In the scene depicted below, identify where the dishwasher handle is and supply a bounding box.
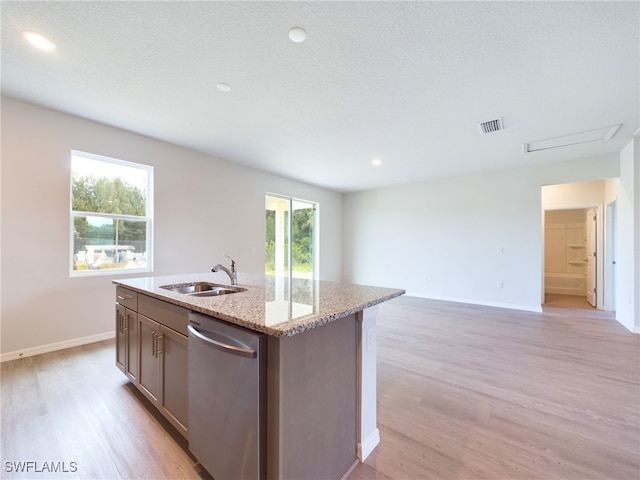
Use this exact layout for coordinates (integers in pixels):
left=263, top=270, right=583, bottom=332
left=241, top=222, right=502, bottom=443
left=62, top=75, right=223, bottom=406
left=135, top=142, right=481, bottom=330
left=188, top=323, right=257, bottom=359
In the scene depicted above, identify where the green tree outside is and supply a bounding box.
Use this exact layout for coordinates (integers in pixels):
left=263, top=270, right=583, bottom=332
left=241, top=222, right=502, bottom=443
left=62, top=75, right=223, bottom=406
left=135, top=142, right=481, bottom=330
left=72, top=175, right=147, bottom=269
left=265, top=207, right=314, bottom=275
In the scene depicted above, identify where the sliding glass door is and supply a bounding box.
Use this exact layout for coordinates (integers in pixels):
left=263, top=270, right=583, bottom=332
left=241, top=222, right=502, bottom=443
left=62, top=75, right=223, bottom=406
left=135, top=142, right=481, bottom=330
left=265, top=195, right=317, bottom=279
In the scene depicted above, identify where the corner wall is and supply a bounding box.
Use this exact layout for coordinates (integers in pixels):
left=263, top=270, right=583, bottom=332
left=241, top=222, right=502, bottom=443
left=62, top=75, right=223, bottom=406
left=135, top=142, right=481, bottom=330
left=343, top=155, right=620, bottom=312
left=612, top=138, right=640, bottom=332
left=0, top=97, right=343, bottom=358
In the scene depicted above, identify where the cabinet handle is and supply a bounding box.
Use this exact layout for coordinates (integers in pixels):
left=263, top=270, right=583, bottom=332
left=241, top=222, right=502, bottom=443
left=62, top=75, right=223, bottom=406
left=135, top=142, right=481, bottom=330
left=156, top=334, right=164, bottom=356
left=152, top=331, right=157, bottom=357
left=117, top=294, right=133, bottom=301
left=152, top=331, right=164, bottom=357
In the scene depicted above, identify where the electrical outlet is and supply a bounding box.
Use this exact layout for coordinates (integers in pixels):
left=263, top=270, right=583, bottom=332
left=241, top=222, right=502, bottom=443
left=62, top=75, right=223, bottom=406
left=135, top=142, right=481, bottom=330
left=366, top=327, right=376, bottom=352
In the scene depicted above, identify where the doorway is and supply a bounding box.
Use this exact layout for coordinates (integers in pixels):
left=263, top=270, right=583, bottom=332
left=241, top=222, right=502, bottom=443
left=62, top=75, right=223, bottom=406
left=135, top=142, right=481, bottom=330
left=543, top=208, right=596, bottom=309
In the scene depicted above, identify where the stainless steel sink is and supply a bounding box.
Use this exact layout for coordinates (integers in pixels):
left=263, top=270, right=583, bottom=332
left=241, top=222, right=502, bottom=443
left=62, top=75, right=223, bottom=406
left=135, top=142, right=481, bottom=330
left=160, top=282, right=246, bottom=297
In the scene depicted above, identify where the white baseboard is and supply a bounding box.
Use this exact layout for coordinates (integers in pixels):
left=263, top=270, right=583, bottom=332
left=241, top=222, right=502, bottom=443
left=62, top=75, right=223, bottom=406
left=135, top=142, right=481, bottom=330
left=1, top=331, right=115, bottom=363
left=407, top=292, right=543, bottom=313
left=616, top=317, right=640, bottom=334
left=406, top=291, right=638, bottom=334
left=357, top=427, right=380, bottom=462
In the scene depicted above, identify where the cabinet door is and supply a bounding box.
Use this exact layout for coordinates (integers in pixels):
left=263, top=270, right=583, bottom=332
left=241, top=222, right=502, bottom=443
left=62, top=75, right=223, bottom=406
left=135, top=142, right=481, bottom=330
left=138, top=314, right=161, bottom=405
left=161, top=327, right=188, bottom=436
left=115, top=304, right=126, bottom=374
left=125, top=309, right=139, bottom=383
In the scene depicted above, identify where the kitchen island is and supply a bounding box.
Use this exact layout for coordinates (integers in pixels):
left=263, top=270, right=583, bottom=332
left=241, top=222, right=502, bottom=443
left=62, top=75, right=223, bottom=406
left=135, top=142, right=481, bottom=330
left=113, top=272, right=404, bottom=480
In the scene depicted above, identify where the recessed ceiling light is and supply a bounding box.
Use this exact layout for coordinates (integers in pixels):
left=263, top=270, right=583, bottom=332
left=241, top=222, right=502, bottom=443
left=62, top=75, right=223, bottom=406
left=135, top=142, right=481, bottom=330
left=22, top=29, right=56, bottom=51
left=288, top=27, right=306, bottom=43
left=372, top=159, right=382, bottom=166
left=394, top=176, right=414, bottom=183
left=216, top=83, right=231, bottom=93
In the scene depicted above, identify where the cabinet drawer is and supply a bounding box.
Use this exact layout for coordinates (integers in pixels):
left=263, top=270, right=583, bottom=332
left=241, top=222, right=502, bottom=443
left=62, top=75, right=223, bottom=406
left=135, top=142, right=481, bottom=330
left=138, top=294, right=189, bottom=336
left=116, top=286, right=138, bottom=311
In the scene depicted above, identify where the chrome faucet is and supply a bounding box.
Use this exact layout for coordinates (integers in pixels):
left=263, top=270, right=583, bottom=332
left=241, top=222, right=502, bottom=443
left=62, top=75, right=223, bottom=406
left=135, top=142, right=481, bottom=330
left=212, top=254, right=237, bottom=285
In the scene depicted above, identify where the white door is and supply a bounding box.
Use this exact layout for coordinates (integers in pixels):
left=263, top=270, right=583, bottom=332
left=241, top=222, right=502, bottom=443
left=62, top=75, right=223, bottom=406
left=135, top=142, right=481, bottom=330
left=586, top=208, right=597, bottom=307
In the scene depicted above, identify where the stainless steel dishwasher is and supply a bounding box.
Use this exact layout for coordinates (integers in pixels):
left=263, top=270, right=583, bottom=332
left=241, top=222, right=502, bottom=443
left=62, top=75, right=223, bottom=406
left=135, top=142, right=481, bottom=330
left=188, top=312, right=266, bottom=480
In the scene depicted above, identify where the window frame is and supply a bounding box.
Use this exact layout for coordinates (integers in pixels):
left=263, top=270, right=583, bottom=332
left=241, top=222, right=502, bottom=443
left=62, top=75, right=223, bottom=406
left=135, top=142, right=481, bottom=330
left=69, top=150, right=154, bottom=277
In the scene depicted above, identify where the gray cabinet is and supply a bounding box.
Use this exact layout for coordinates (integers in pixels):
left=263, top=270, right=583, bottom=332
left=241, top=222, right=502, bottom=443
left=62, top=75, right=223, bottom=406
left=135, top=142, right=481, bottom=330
left=116, top=288, right=138, bottom=383
left=138, top=314, right=162, bottom=403
left=162, top=326, right=188, bottom=434
left=116, top=288, right=188, bottom=438
left=116, top=304, right=126, bottom=373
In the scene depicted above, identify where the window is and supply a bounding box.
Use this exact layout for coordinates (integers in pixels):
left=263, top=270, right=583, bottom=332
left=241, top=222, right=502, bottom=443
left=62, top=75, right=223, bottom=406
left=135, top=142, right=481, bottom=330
left=70, top=150, right=153, bottom=276
left=265, top=194, right=317, bottom=279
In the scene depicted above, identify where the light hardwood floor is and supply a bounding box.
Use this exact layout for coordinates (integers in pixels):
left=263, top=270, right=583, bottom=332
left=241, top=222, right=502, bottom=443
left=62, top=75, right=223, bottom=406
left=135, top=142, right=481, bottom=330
left=543, top=293, right=595, bottom=310
left=349, top=296, right=639, bottom=480
left=1, top=296, right=638, bottom=480
left=1, top=341, right=209, bottom=480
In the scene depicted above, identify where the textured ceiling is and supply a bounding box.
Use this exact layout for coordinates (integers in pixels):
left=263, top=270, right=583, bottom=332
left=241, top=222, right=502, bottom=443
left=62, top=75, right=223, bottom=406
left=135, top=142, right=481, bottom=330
left=2, top=1, right=639, bottom=193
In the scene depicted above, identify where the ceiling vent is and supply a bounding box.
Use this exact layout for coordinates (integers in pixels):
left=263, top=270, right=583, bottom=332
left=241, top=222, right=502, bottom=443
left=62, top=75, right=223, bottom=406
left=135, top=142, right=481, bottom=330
left=478, top=117, right=504, bottom=134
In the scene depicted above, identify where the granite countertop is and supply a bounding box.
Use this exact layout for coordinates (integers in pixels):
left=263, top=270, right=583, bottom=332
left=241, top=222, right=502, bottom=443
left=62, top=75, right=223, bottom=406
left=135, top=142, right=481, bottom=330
left=113, top=272, right=405, bottom=337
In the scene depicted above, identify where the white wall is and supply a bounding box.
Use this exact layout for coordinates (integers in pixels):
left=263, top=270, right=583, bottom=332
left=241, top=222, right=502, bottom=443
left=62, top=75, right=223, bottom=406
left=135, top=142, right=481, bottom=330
left=1, top=97, right=343, bottom=357
left=542, top=180, right=605, bottom=208
left=343, top=155, right=621, bottom=312
left=610, top=138, right=640, bottom=333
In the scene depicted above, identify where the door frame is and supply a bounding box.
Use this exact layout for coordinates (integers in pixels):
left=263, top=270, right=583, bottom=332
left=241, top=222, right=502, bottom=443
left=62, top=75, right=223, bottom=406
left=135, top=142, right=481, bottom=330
left=604, top=200, right=617, bottom=312
left=586, top=207, right=597, bottom=307
left=542, top=203, right=605, bottom=309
